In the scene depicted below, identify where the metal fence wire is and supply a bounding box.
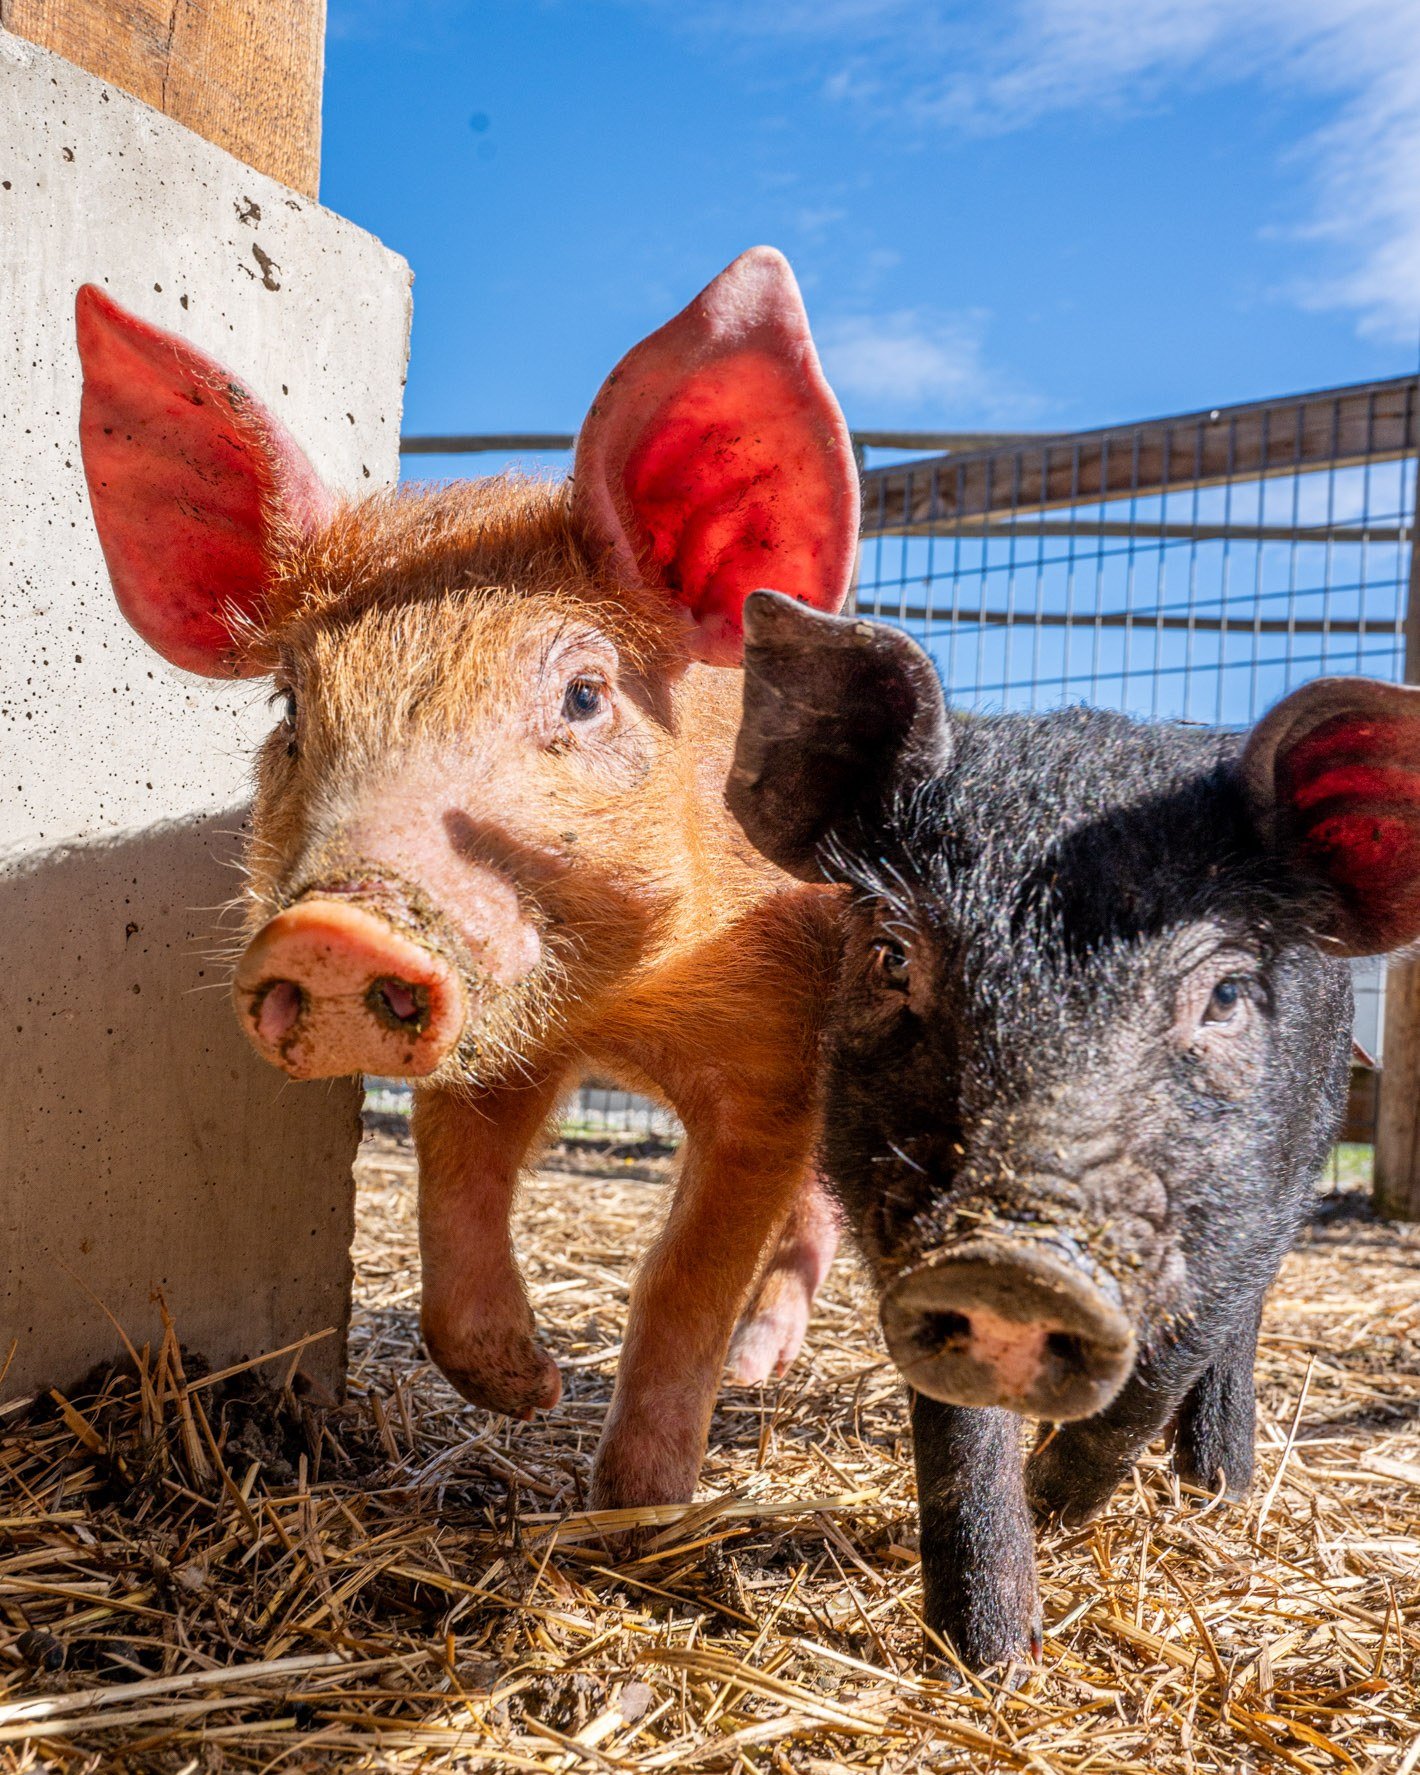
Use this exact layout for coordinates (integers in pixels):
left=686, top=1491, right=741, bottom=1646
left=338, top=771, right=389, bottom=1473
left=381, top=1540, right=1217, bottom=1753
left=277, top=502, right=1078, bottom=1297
left=856, top=375, right=1420, bottom=1132
left=366, top=1078, right=680, bottom=1142
left=376, top=377, right=1420, bottom=1160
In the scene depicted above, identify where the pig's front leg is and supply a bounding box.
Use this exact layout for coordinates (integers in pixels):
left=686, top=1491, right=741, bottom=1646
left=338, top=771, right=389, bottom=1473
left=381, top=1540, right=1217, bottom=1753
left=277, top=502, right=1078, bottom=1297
left=590, top=1116, right=809, bottom=1511
left=1173, top=1300, right=1263, bottom=1498
left=414, top=1073, right=568, bottom=1419
left=726, top=1169, right=840, bottom=1384
left=1025, top=1365, right=1187, bottom=1526
left=912, top=1394, right=1041, bottom=1673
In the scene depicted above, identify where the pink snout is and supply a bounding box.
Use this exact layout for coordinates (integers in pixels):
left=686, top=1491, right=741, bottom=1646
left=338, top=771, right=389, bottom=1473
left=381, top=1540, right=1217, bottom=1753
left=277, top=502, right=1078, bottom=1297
left=233, top=899, right=466, bottom=1080
left=880, top=1236, right=1135, bottom=1421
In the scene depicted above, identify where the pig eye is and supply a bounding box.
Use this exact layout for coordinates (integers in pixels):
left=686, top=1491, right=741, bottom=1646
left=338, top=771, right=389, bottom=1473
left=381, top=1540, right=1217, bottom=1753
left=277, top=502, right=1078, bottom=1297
left=269, top=687, right=298, bottom=754
left=562, top=677, right=605, bottom=723
left=1203, top=977, right=1246, bottom=1023
left=871, top=938, right=910, bottom=990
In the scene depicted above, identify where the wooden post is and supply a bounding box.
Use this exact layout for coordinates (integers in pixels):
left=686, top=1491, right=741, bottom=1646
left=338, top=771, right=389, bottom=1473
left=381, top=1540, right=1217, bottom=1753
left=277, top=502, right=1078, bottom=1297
left=0, top=0, right=324, bottom=196
left=1374, top=472, right=1420, bottom=1221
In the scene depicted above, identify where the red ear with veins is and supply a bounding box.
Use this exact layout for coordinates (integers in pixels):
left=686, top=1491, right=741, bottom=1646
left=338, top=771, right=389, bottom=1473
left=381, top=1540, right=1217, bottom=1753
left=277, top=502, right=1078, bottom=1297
left=76, top=284, right=333, bottom=678
left=571, top=247, right=860, bottom=667
left=1243, top=676, right=1420, bottom=954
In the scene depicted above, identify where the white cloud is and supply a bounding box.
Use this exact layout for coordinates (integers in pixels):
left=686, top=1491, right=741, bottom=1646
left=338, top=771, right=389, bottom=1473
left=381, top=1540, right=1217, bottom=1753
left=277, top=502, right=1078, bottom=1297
left=938, top=0, right=1420, bottom=343
left=793, top=204, right=850, bottom=238
left=817, top=308, right=1034, bottom=420
left=668, top=0, right=1420, bottom=345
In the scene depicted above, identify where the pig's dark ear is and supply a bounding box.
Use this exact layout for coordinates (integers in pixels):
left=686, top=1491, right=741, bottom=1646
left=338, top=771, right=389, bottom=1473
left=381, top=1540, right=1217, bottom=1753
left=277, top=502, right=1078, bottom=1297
left=1242, top=676, right=1420, bottom=954
left=76, top=285, right=334, bottom=678
left=726, top=591, right=950, bottom=881
left=571, top=247, right=859, bottom=667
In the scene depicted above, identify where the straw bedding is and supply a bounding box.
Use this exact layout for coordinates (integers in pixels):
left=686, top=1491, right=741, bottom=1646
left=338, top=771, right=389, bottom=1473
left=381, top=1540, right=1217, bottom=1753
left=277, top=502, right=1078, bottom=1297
left=1, top=1122, right=1417, bottom=1771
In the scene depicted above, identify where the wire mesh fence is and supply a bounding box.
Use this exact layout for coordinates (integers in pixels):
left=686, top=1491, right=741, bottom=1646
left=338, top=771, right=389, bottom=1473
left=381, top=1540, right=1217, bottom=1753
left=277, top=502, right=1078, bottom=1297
left=364, top=1078, right=680, bottom=1141
left=373, top=376, right=1420, bottom=1167
left=857, top=374, right=1420, bottom=1145
left=856, top=378, right=1418, bottom=723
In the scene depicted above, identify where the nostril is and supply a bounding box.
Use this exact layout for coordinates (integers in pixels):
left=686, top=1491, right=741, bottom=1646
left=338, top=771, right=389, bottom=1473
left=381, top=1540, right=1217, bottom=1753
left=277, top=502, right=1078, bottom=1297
left=254, top=979, right=304, bottom=1045
left=1044, top=1329, right=1088, bottom=1373
left=380, top=979, right=418, bottom=1021
left=366, top=975, right=429, bottom=1031
left=917, top=1309, right=972, bottom=1354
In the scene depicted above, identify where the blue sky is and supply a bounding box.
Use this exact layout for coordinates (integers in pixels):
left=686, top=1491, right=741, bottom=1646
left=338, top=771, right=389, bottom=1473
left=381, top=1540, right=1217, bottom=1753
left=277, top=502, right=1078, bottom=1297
left=321, top=0, right=1420, bottom=465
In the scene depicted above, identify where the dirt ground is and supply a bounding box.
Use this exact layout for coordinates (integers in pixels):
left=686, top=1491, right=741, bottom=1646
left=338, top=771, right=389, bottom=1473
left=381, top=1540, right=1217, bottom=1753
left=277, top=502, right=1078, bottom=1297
left=1, top=1123, right=1418, bottom=1771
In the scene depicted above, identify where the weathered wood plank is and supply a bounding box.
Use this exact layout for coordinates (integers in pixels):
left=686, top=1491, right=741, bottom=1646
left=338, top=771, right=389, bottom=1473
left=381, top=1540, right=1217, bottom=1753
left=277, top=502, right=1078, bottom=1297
left=1341, top=1065, right=1379, bottom=1148
left=860, top=378, right=1420, bottom=536
left=1, top=0, right=324, bottom=196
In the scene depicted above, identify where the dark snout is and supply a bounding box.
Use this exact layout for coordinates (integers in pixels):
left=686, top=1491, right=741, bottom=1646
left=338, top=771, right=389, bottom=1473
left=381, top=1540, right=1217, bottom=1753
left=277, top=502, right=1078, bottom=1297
left=880, top=1235, right=1135, bottom=1420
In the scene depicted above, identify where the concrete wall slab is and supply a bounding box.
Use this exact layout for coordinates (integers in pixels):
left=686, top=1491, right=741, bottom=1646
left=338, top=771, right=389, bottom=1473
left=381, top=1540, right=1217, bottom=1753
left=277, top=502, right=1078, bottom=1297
left=0, top=31, right=412, bottom=1399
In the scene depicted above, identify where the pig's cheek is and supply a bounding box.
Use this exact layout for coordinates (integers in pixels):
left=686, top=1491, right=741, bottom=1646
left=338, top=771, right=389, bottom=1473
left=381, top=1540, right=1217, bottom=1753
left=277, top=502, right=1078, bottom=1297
left=1188, top=1026, right=1269, bottom=1100
left=484, top=914, right=542, bottom=985
left=247, top=752, right=309, bottom=912
left=1143, top=1247, right=1189, bottom=1321
left=860, top=1197, right=924, bottom=1285
left=553, top=712, right=655, bottom=792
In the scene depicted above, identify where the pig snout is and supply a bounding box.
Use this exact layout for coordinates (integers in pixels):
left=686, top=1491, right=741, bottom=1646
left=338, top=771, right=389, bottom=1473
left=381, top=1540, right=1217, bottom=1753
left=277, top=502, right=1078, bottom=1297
left=233, top=898, right=467, bottom=1080
left=880, top=1235, right=1135, bottom=1421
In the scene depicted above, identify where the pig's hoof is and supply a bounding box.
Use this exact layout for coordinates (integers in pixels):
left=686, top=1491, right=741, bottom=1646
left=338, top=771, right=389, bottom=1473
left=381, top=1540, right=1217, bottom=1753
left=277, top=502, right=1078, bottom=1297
left=1029, top=1493, right=1104, bottom=1530
left=584, top=1514, right=656, bottom=1561
left=982, top=1653, right=1040, bottom=1693
left=1028, top=1490, right=1098, bottom=1530
left=1025, top=1448, right=1118, bottom=1528
left=927, top=1653, right=1036, bottom=1693
left=1172, top=1438, right=1255, bottom=1501
left=1174, top=1460, right=1252, bottom=1505
left=427, top=1330, right=562, bottom=1419
left=726, top=1285, right=810, bottom=1384
left=588, top=1438, right=699, bottom=1537
left=925, top=1609, right=1043, bottom=1686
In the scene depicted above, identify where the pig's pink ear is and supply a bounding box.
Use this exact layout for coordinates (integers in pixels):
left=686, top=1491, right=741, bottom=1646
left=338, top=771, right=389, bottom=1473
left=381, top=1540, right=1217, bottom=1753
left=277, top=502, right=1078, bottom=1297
left=1243, top=677, right=1420, bottom=954
left=571, top=247, right=860, bottom=667
left=76, top=284, right=334, bottom=678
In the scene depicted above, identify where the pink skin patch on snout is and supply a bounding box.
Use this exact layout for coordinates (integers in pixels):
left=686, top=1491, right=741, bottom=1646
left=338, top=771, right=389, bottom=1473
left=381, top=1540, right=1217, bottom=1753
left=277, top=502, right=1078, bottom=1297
left=933, top=1303, right=1065, bottom=1402
left=234, top=899, right=466, bottom=1081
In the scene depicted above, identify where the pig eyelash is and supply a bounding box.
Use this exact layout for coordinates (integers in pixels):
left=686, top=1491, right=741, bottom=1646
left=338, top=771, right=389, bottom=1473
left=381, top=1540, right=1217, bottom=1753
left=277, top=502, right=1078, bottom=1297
left=837, top=848, right=919, bottom=919
left=267, top=686, right=298, bottom=752
left=870, top=936, right=911, bottom=990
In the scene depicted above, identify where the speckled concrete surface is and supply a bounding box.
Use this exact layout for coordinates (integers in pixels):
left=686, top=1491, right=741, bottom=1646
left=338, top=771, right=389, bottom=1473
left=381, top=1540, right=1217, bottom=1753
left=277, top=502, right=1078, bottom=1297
left=0, top=30, right=412, bottom=1398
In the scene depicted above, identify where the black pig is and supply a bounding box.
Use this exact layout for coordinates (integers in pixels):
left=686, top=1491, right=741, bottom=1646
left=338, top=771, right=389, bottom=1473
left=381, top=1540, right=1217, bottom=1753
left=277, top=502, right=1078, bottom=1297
left=726, top=589, right=1420, bottom=1672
